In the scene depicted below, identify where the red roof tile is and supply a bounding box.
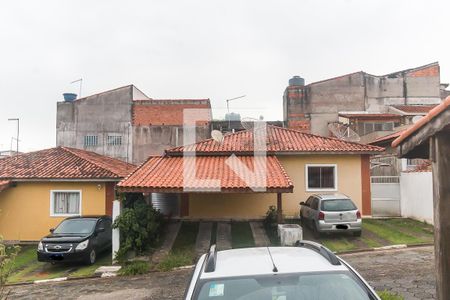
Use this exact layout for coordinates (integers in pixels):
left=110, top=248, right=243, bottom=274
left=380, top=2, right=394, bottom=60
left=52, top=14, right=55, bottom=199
left=167, top=125, right=384, bottom=155
left=117, top=155, right=293, bottom=193
left=0, top=180, right=11, bottom=192
left=132, top=99, right=211, bottom=126
left=0, top=147, right=135, bottom=180
left=392, top=97, right=450, bottom=147
left=392, top=105, right=437, bottom=114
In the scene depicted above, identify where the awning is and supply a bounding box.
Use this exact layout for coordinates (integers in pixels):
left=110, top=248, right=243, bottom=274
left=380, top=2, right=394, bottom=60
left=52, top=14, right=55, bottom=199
left=0, top=180, right=11, bottom=193
left=118, top=155, right=293, bottom=193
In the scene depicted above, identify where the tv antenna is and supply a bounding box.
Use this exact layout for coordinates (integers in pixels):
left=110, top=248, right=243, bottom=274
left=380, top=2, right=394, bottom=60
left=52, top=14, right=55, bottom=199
left=71, top=78, right=83, bottom=98
left=225, top=95, right=246, bottom=130
left=327, top=122, right=361, bottom=142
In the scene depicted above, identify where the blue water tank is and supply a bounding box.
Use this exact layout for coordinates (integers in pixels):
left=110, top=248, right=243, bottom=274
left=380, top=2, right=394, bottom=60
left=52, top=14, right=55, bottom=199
left=289, top=76, right=305, bottom=86
left=63, top=93, right=77, bottom=102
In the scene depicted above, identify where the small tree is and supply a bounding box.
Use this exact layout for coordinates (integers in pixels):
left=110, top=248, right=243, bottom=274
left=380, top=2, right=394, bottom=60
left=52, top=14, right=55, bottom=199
left=0, top=236, right=19, bottom=299
left=113, top=194, right=163, bottom=262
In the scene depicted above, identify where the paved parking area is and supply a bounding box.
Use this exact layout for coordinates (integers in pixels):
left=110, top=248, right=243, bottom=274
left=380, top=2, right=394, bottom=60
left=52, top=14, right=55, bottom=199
left=6, top=246, right=435, bottom=300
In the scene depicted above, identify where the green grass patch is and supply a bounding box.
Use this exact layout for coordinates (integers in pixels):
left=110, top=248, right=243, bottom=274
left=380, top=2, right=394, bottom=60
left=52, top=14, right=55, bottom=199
left=361, top=236, right=382, bottom=248
left=7, top=246, right=112, bottom=283
left=118, top=261, right=149, bottom=276
left=68, top=253, right=112, bottom=278
left=321, top=238, right=356, bottom=252
left=172, top=222, right=199, bottom=252
left=363, top=220, right=424, bottom=245
left=382, top=218, right=434, bottom=237
left=378, top=290, right=404, bottom=300
left=157, top=252, right=193, bottom=272
left=231, top=222, right=255, bottom=249
left=156, top=221, right=199, bottom=271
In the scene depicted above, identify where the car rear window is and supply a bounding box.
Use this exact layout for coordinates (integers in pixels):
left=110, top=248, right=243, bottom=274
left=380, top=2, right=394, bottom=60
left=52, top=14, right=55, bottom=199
left=194, top=272, right=374, bottom=300
left=321, top=199, right=356, bottom=211
left=54, top=219, right=97, bottom=234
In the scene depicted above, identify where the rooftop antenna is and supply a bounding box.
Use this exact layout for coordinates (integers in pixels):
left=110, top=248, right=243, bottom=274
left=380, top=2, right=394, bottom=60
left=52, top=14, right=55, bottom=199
left=211, top=130, right=224, bottom=144
left=226, top=95, right=246, bottom=130
left=71, top=78, right=83, bottom=99
left=327, top=122, right=361, bottom=143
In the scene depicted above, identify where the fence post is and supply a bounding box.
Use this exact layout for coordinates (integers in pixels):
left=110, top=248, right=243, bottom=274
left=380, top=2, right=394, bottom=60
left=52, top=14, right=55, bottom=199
left=112, top=200, right=121, bottom=263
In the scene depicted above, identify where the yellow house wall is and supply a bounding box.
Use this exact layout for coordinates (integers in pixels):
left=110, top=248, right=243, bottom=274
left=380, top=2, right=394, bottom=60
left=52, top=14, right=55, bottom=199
left=188, top=155, right=362, bottom=219
left=0, top=182, right=106, bottom=241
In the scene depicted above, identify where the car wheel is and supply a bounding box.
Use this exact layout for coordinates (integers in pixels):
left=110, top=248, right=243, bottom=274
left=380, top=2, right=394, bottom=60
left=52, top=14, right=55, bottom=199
left=87, top=249, right=96, bottom=265
left=353, top=231, right=362, bottom=237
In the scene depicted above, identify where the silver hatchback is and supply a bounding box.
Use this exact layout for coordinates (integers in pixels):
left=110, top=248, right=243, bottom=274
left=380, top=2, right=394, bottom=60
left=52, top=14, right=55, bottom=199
left=300, top=194, right=362, bottom=237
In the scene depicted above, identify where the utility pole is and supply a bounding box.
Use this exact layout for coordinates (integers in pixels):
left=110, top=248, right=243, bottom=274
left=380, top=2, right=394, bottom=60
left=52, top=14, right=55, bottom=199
left=8, top=118, right=19, bottom=154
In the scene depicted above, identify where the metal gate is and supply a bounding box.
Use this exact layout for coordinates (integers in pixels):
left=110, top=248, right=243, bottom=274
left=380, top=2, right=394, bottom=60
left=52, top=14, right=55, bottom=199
left=370, top=176, right=401, bottom=217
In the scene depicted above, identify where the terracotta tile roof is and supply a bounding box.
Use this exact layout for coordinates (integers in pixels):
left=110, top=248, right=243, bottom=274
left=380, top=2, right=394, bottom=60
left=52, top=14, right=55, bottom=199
left=338, top=113, right=401, bottom=120
left=167, top=125, right=384, bottom=155
left=392, top=105, right=437, bottom=114
left=117, top=155, right=293, bottom=193
left=392, top=97, right=450, bottom=147
left=132, top=99, right=211, bottom=126
left=0, top=147, right=135, bottom=180
left=0, top=180, right=11, bottom=192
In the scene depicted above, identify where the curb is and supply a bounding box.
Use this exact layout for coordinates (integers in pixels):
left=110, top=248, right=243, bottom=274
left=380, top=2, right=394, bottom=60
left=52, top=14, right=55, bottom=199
left=337, top=243, right=433, bottom=255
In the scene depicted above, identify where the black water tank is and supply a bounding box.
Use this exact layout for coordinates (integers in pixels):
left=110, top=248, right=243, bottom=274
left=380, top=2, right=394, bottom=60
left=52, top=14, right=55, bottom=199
left=289, top=76, right=305, bottom=86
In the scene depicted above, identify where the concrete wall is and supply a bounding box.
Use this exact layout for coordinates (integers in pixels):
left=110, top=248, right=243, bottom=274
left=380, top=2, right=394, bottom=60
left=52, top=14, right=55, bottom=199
left=400, top=171, right=434, bottom=224
left=0, top=182, right=107, bottom=241
left=132, top=125, right=211, bottom=164
left=56, top=85, right=134, bottom=162
left=284, top=63, right=442, bottom=136
left=188, top=155, right=363, bottom=219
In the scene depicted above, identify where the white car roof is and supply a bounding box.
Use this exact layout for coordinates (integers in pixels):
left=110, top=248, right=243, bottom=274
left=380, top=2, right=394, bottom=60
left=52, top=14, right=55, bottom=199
left=313, top=193, right=350, bottom=200
left=199, top=247, right=348, bottom=280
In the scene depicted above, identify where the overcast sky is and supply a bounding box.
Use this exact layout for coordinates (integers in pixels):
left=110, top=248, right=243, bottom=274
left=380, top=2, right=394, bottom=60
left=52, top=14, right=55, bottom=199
left=0, top=0, right=449, bottom=152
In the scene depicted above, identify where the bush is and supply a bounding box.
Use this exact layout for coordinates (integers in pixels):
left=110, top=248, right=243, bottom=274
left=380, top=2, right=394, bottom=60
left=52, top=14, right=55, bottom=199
left=263, top=205, right=278, bottom=229
left=118, top=261, right=150, bottom=276
left=378, top=290, right=404, bottom=300
left=0, top=236, right=20, bottom=298
left=157, top=252, right=193, bottom=272
left=113, top=195, right=163, bottom=262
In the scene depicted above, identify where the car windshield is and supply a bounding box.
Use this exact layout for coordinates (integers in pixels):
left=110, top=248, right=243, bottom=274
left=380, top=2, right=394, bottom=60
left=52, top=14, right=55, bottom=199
left=53, top=219, right=97, bottom=234
left=321, top=199, right=356, bottom=211
left=194, top=272, right=374, bottom=300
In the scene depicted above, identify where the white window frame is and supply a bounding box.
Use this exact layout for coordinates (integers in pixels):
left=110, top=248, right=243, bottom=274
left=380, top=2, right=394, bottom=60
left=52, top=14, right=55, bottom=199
left=50, top=190, right=82, bottom=217
left=107, top=135, right=122, bottom=146
left=305, top=164, right=338, bottom=192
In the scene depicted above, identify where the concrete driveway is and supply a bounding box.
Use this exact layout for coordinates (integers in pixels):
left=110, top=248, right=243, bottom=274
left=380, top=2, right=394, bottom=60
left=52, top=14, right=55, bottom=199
left=7, top=246, right=435, bottom=300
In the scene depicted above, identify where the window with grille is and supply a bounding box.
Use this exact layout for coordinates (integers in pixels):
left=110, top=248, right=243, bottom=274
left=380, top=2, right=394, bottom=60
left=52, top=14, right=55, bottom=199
left=50, top=191, right=81, bottom=216
left=84, top=135, right=98, bottom=147
left=306, top=164, right=337, bottom=191
left=107, top=135, right=122, bottom=146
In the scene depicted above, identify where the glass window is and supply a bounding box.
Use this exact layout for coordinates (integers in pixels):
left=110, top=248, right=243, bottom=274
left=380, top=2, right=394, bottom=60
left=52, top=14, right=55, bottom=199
left=321, top=199, right=357, bottom=211
left=195, top=272, right=373, bottom=300
left=51, top=191, right=81, bottom=216
left=84, top=135, right=98, bottom=147
left=307, top=165, right=336, bottom=190
left=107, top=135, right=122, bottom=146
left=311, top=198, right=319, bottom=210
left=53, top=219, right=97, bottom=234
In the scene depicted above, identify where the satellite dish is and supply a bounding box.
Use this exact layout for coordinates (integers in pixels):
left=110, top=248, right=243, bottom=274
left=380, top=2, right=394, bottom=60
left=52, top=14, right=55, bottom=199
left=412, top=116, right=423, bottom=124
left=327, top=123, right=361, bottom=142
left=211, top=130, right=224, bottom=144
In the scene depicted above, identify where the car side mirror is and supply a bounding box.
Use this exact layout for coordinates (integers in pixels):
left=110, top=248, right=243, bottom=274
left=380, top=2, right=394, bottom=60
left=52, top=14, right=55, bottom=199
left=96, top=227, right=105, bottom=233
left=300, top=202, right=305, bottom=206
left=49, top=228, right=55, bottom=233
